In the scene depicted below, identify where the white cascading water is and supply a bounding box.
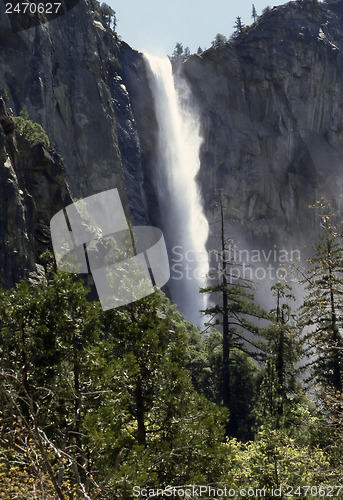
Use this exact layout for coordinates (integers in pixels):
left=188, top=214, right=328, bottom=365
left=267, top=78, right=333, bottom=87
left=144, top=54, right=209, bottom=326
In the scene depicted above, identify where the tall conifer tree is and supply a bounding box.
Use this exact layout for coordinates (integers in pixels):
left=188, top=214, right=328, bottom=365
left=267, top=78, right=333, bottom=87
left=300, top=208, right=343, bottom=393
left=200, top=193, right=267, bottom=433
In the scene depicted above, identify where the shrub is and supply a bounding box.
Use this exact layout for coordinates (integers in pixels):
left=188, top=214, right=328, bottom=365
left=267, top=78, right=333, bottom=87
left=13, top=107, right=50, bottom=148
left=107, top=56, right=121, bottom=75
left=0, top=88, right=9, bottom=102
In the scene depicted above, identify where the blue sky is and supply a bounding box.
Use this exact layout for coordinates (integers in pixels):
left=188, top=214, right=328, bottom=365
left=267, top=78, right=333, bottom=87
left=108, top=0, right=294, bottom=57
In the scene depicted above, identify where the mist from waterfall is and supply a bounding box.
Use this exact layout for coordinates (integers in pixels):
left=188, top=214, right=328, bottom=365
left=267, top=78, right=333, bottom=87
left=144, top=54, right=209, bottom=326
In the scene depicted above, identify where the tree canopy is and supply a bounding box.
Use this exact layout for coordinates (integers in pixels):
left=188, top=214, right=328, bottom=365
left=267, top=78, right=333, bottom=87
left=1, top=199, right=343, bottom=494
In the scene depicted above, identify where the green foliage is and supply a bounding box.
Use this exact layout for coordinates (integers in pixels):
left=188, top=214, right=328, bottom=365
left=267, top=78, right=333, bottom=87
left=299, top=210, right=343, bottom=393
left=225, top=428, right=333, bottom=497
left=229, top=350, right=259, bottom=439
left=170, top=42, right=191, bottom=63
left=252, top=4, right=258, bottom=22
left=211, top=33, right=228, bottom=47
left=99, top=291, right=226, bottom=488
left=0, top=274, right=226, bottom=497
left=200, top=275, right=267, bottom=437
left=254, top=283, right=303, bottom=431
left=200, top=194, right=269, bottom=439
left=0, top=88, right=9, bottom=102
left=186, top=327, right=258, bottom=440
left=100, top=2, right=117, bottom=29
left=107, top=56, right=121, bottom=75
left=254, top=359, right=282, bottom=428
left=0, top=420, right=77, bottom=497
left=233, top=16, right=245, bottom=36
left=90, top=0, right=119, bottom=32
left=201, top=283, right=267, bottom=351
left=19, top=106, right=29, bottom=119
left=2, top=196, right=343, bottom=491
left=13, top=107, right=50, bottom=148
left=186, top=328, right=223, bottom=403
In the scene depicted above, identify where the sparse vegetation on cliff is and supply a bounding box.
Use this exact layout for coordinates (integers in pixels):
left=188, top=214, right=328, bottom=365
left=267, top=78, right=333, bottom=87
left=13, top=107, right=50, bottom=148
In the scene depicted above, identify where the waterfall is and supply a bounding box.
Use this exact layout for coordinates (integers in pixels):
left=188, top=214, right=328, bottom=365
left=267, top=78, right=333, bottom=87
left=144, top=54, right=209, bottom=326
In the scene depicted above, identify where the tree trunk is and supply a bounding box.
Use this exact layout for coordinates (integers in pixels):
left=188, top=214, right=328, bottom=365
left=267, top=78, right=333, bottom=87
left=328, top=259, right=342, bottom=392
left=73, top=329, right=83, bottom=477
left=220, top=197, right=230, bottom=411
left=135, top=376, right=146, bottom=445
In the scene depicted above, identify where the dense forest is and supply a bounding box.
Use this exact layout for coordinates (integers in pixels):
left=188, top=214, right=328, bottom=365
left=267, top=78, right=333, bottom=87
left=0, top=199, right=343, bottom=499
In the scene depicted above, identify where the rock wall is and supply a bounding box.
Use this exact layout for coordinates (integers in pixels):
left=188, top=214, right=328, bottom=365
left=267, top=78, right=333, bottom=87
left=117, top=44, right=160, bottom=227
left=0, top=0, right=151, bottom=286
left=0, top=98, right=71, bottom=287
left=2, top=0, right=343, bottom=287
left=0, top=0, right=126, bottom=202
left=180, top=0, right=343, bottom=250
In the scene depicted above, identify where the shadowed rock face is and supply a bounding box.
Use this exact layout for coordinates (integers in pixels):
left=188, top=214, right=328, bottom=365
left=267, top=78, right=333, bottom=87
left=0, top=0, right=125, bottom=201
left=1, top=0, right=343, bottom=288
left=179, top=0, right=343, bottom=250
left=0, top=0, right=147, bottom=287
left=0, top=98, right=71, bottom=287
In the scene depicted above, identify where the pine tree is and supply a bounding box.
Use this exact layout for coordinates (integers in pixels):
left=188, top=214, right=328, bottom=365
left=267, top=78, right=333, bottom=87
left=233, top=16, right=245, bottom=36
left=0, top=275, right=227, bottom=495
left=170, top=43, right=190, bottom=62
left=170, top=42, right=184, bottom=62
left=83, top=288, right=227, bottom=489
left=184, top=46, right=191, bottom=58
left=252, top=4, right=257, bottom=22
left=200, top=193, right=267, bottom=433
left=211, top=33, right=228, bottom=48
left=299, top=213, right=343, bottom=394
left=297, top=202, right=343, bottom=473
left=0, top=273, right=104, bottom=496
left=254, top=358, right=282, bottom=429
left=266, top=284, right=301, bottom=412
left=100, top=2, right=116, bottom=29
left=255, top=283, right=302, bottom=430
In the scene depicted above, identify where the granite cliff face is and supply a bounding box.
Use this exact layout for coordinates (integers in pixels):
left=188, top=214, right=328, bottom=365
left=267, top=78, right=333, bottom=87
left=116, top=0, right=343, bottom=255
left=0, top=0, right=125, bottom=200
left=180, top=0, right=343, bottom=250
left=0, top=0, right=146, bottom=284
left=1, top=0, right=343, bottom=287
left=0, top=98, right=71, bottom=287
